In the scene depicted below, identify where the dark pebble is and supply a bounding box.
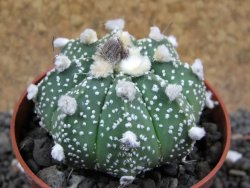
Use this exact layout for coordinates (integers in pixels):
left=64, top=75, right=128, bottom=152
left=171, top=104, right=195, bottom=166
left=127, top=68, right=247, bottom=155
left=203, top=122, right=218, bottom=133
left=178, top=173, right=191, bottom=186
left=0, top=132, right=11, bottom=154
left=37, top=165, right=66, bottom=188
left=27, top=127, right=48, bottom=139
left=33, top=137, right=53, bottom=167
left=237, top=158, right=250, bottom=171
left=196, top=161, right=211, bottom=179
left=178, top=164, right=185, bottom=174
left=0, top=112, right=11, bottom=128
left=104, top=181, right=119, bottom=188
left=188, top=146, right=200, bottom=160
left=26, top=158, right=41, bottom=173
left=124, top=184, right=138, bottom=188
left=145, top=170, right=161, bottom=182
left=206, top=142, right=222, bottom=165
left=240, top=181, right=250, bottom=188
left=19, top=137, right=34, bottom=159
left=97, top=182, right=108, bottom=188
left=78, top=178, right=97, bottom=188
left=229, top=169, right=247, bottom=177
left=205, top=131, right=222, bottom=143
left=169, top=178, right=178, bottom=188
left=140, top=178, right=156, bottom=188
left=212, top=177, right=223, bottom=188
left=160, top=178, right=170, bottom=188
left=161, top=163, right=178, bottom=177
left=183, top=162, right=195, bottom=175
left=98, top=176, right=110, bottom=184
left=68, top=174, right=85, bottom=188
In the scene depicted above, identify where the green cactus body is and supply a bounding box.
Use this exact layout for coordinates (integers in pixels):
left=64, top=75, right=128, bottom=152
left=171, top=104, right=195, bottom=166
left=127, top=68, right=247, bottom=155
left=28, top=22, right=206, bottom=185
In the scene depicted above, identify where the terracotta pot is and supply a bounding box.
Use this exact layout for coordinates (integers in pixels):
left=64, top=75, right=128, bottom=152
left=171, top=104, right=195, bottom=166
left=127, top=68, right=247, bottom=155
left=11, top=71, right=231, bottom=188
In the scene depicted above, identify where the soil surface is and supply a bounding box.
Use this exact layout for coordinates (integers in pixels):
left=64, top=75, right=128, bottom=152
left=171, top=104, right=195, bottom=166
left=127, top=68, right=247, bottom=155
left=0, top=0, right=250, bottom=112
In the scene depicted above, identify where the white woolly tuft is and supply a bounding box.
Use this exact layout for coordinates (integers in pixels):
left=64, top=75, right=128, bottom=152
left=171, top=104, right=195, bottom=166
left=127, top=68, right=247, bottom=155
left=167, top=35, right=178, bottom=48
left=184, top=63, right=190, bottom=69
left=51, top=143, right=65, bottom=161
left=80, top=28, right=98, bottom=44
left=89, top=56, right=113, bottom=78
left=188, top=127, right=206, bottom=140
left=149, top=26, right=164, bottom=41
left=54, top=54, right=71, bottom=72
left=119, top=48, right=151, bottom=77
left=120, top=131, right=140, bottom=148
left=27, top=84, right=38, bottom=100
left=165, top=84, right=182, bottom=101
left=58, top=95, right=77, bottom=115
left=226, top=150, right=243, bottom=163
left=118, top=31, right=132, bottom=47
left=105, top=18, right=125, bottom=31
left=154, top=45, right=173, bottom=62
left=53, top=37, right=69, bottom=48
left=116, top=80, right=136, bottom=102
left=205, top=90, right=217, bottom=109
left=191, top=58, right=204, bottom=80
left=120, top=176, right=135, bottom=186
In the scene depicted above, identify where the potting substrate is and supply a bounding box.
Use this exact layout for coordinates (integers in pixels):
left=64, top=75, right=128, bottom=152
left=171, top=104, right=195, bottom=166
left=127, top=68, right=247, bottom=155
left=1, top=109, right=250, bottom=188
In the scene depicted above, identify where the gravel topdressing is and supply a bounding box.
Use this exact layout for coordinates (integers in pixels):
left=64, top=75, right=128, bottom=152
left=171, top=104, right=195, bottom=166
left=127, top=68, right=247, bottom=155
left=0, top=109, right=249, bottom=188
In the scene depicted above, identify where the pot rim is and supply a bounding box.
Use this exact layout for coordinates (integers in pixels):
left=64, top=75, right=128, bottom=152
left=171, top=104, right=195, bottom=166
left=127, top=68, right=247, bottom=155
left=191, top=81, right=231, bottom=188
left=10, top=70, right=231, bottom=188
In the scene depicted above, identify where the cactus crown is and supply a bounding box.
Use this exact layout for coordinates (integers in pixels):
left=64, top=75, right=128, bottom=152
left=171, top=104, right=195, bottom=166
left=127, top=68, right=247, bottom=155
left=28, top=19, right=206, bottom=186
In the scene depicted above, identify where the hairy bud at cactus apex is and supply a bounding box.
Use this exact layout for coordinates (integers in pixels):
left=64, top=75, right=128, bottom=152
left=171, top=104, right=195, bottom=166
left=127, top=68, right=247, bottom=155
left=96, top=37, right=129, bottom=64
left=28, top=19, right=207, bottom=186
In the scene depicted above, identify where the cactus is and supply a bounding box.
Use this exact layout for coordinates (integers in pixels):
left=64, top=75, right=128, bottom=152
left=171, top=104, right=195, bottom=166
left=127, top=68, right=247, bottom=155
left=27, top=19, right=206, bottom=186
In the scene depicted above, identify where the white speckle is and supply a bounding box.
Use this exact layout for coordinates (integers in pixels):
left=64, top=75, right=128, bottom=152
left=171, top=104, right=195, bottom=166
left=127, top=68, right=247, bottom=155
left=120, top=168, right=128, bottom=173
left=165, top=84, right=182, bottom=101
left=188, top=126, right=206, bottom=140
left=58, top=95, right=77, bottom=115
left=191, top=59, right=204, bottom=80
left=167, top=35, right=178, bottom=48
left=51, top=143, right=65, bottom=161
left=27, top=84, right=38, bottom=100
left=205, top=90, right=217, bottom=109
left=152, top=84, right=159, bottom=92
left=184, top=63, right=190, bottom=69
left=120, top=131, right=140, bottom=148
left=188, top=80, right=194, bottom=86
left=119, top=47, right=151, bottom=77
left=80, top=28, right=98, bottom=44
left=105, top=18, right=125, bottom=30
left=89, top=56, right=113, bottom=78
left=125, top=122, right=132, bottom=128
left=226, top=150, right=243, bottom=163
left=154, top=45, right=173, bottom=62
left=54, top=54, right=71, bottom=72
left=116, top=80, right=136, bottom=102
left=165, top=114, right=170, bottom=119
left=120, top=176, right=135, bottom=186
left=53, top=37, right=69, bottom=48
left=149, top=26, right=164, bottom=41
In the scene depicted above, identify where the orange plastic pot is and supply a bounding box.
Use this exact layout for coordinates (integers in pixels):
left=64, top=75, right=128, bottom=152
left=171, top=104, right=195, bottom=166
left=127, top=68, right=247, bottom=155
left=11, top=71, right=231, bottom=188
